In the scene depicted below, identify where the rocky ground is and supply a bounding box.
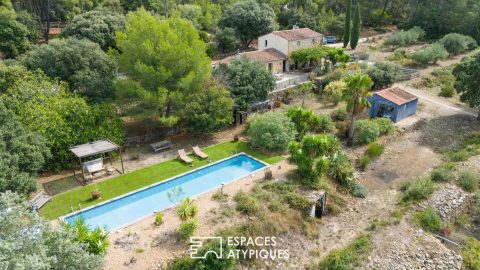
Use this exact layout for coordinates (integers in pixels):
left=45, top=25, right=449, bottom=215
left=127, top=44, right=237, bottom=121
left=421, top=184, right=472, bottom=223
left=361, top=221, right=462, bottom=270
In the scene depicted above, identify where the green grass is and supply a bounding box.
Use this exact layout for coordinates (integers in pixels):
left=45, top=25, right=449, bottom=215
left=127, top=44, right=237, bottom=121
left=40, top=141, right=283, bottom=220
left=318, top=234, right=371, bottom=270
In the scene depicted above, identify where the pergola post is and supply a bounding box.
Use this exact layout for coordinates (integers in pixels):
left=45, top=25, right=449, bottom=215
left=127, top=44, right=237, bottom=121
left=119, top=148, right=125, bottom=174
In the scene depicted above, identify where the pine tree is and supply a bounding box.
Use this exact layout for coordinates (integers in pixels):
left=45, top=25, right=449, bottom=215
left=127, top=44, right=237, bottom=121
left=350, top=2, right=361, bottom=49
left=343, top=0, right=352, bottom=48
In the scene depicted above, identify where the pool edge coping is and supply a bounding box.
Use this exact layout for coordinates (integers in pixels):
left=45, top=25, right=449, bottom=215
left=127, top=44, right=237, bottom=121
left=59, top=152, right=270, bottom=229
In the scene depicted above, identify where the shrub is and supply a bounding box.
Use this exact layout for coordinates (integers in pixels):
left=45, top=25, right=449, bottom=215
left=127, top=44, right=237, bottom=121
left=371, top=118, right=395, bottom=135
left=439, top=85, right=455, bottom=97
left=438, top=33, right=478, bottom=55
left=390, top=47, right=410, bottom=60
left=155, top=213, right=164, bottom=226
left=352, top=183, right=368, bottom=198
left=366, top=62, right=400, bottom=90
left=463, top=237, right=480, bottom=270
left=64, top=218, right=109, bottom=255
left=458, top=170, right=479, bottom=192
left=355, top=120, right=380, bottom=145
left=286, top=108, right=333, bottom=138
left=358, top=155, right=370, bottom=171
left=430, top=163, right=455, bottom=183
left=247, top=111, right=296, bottom=152
left=234, top=191, right=260, bottom=215
left=177, top=198, right=198, bottom=222
left=384, top=27, right=425, bottom=47
left=167, top=238, right=236, bottom=270
left=401, top=178, right=435, bottom=202
left=179, top=219, right=198, bottom=239
left=205, top=43, right=216, bottom=58
left=328, top=150, right=356, bottom=190
left=284, top=192, right=311, bottom=213
left=414, top=207, right=442, bottom=232
left=318, top=235, right=371, bottom=270
left=412, top=43, right=449, bottom=66
left=365, top=142, right=384, bottom=159
left=323, top=81, right=346, bottom=105
left=330, top=107, right=348, bottom=121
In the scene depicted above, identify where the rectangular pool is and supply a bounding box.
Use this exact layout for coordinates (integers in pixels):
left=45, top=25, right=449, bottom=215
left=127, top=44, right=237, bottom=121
left=64, top=153, right=267, bottom=230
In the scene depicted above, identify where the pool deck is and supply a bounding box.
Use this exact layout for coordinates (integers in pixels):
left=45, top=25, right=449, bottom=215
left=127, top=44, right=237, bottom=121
left=61, top=153, right=269, bottom=231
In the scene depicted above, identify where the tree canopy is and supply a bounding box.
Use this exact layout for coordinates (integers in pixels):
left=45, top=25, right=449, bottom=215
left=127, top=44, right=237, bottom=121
left=2, top=70, right=125, bottom=170
left=214, top=57, right=275, bottom=111
left=21, top=38, right=116, bottom=102
left=183, top=81, right=234, bottom=134
left=219, top=0, right=275, bottom=48
left=0, top=16, right=30, bottom=58
left=62, top=8, right=125, bottom=50
left=452, top=52, right=480, bottom=120
left=0, top=191, right=103, bottom=270
left=115, top=8, right=211, bottom=125
left=0, top=100, right=50, bottom=195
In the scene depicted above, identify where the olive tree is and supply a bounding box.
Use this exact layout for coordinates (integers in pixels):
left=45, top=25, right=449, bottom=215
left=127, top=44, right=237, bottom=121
left=219, top=0, right=275, bottom=48
left=247, top=111, right=296, bottom=152
left=21, top=38, right=116, bottom=102
left=214, top=57, right=275, bottom=111
left=0, top=191, right=103, bottom=270
left=62, top=8, right=125, bottom=50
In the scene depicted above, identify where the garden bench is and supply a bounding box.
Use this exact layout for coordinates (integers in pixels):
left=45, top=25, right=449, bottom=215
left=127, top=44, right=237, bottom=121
left=150, top=140, right=173, bottom=153
left=30, top=191, right=51, bottom=210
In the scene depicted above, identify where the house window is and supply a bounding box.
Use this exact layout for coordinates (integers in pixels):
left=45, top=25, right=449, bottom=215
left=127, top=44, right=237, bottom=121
left=265, top=40, right=268, bottom=47
left=312, top=38, right=315, bottom=44
left=297, top=41, right=300, bottom=46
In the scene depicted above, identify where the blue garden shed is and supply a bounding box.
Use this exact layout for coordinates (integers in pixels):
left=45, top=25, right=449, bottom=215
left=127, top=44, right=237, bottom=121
left=369, top=87, right=418, bottom=123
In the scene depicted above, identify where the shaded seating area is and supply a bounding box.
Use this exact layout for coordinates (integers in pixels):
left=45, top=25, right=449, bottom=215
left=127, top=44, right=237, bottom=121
left=178, top=149, right=193, bottom=164
left=192, top=146, right=208, bottom=159
left=70, top=140, right=124, bottom=185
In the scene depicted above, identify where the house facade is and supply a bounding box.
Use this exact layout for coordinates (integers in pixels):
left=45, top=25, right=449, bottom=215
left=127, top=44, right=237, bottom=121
left=258, top=28, right=324, bottom=57
left=368, top=87, right=418, bottom=123
left=215, top=28, right=323, bottom=74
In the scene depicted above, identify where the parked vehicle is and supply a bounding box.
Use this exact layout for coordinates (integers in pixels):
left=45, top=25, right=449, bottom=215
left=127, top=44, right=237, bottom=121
left=325, top=36, right=337, bottom=44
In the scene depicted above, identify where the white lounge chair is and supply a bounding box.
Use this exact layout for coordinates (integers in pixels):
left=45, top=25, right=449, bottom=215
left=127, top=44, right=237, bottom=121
left=178, top=149, right=193, bottom=164
left=192, top=146, right=208, bottom=159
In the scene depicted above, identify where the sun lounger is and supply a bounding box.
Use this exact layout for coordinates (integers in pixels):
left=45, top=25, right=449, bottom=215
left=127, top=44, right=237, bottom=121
left=192, top=146, right=208, bottom=159
left=29, top=191, right=51, bottom=210
left=178, top=149, right=193, bottom=164
left=150, top=140, right=173, bottom=153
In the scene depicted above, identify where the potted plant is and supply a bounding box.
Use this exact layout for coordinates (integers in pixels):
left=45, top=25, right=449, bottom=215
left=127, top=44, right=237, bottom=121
left=233, top=135, right=240, bottom=142
left=91, top=184, right=101, bottom=200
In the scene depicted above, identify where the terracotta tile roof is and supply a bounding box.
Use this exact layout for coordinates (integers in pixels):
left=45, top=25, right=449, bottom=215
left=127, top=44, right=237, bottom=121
left=273, top=28, right=322, bottom=41
left=218, top=48, right=287, bottom=64
left=374, top=87, right=418, bottom=106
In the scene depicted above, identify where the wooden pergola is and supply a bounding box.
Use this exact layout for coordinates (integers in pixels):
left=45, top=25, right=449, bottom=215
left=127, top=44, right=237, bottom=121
left=69, top=140, right=124, bottom=184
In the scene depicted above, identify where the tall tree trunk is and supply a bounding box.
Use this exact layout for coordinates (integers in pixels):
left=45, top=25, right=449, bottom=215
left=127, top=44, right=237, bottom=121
left=477, top=108, right=480, bottom=121
left=347, top=111, right=356, bottom=146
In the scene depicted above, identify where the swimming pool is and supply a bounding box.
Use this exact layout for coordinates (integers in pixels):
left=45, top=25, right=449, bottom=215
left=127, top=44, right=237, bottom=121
left=64, top=153, right=267, bottom=230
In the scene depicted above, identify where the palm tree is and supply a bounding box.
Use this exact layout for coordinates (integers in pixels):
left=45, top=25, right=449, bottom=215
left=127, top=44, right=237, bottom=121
left=294, top=81, right=316, bottom=107
left=342, top=73, right=373, bottom=146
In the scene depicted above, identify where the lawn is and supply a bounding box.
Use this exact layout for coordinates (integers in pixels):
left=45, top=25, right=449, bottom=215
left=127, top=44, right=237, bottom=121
left=39, top=141, right=284, bottom=220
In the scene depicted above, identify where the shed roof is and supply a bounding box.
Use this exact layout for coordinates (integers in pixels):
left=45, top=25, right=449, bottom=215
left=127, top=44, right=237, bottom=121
left=218, top=48, right=287, bottom=64
left=374, top=87, right=418, bottom=106
left=70, top=140, right=119, bottom=158
left=272, top=28, right=322, bottom=41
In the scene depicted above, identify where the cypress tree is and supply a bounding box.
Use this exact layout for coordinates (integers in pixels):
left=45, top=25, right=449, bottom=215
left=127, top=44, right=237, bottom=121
left=350, top=2, right=361, bottom=49
left=343, top=0, right=352, bottom=48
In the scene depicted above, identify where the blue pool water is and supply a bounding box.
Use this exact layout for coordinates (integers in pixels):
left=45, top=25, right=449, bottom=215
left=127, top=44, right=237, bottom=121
left=65, top=154, right=266, bottom=230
